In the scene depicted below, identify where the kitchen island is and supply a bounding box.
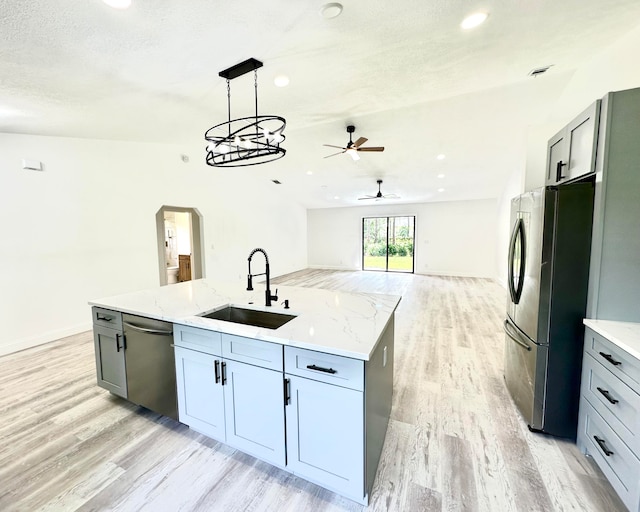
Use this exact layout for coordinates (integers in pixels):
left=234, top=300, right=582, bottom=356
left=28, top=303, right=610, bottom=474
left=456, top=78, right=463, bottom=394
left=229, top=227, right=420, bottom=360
left=89, top=278, right=401, bottom=505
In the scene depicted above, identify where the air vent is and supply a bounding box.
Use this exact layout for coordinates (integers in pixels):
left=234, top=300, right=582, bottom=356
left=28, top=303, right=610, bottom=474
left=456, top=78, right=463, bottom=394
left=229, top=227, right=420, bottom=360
left=272, top=179, right=282, bottom=184
left=528, top=65, right=552, bottom=77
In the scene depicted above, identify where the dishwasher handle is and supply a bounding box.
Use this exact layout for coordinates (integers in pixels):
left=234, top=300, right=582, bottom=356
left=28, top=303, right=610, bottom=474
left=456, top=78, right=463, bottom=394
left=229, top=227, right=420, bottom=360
left=123, top=321, right=173, bottom=336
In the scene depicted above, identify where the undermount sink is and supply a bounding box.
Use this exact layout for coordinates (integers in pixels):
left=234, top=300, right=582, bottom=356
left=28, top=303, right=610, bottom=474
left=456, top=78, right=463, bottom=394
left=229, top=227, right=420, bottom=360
left=199, top=306, right=296, bottom=330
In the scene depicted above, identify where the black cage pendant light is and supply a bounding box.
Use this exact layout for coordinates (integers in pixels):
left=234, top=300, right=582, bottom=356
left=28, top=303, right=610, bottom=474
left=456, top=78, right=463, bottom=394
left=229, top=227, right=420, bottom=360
left=205, top=58, right=286, bottom=167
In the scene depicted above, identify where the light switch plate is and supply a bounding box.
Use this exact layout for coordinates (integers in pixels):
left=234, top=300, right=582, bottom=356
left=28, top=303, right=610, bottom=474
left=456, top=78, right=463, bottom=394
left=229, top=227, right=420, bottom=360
left=22, top=159, right=42, bottom=171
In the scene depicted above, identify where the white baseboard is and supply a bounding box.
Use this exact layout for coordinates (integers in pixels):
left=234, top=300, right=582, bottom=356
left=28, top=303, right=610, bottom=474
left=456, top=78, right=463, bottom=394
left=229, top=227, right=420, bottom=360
left=308, top=264, right=360, bottom=271
left=0, top=322, right=93, bottom=357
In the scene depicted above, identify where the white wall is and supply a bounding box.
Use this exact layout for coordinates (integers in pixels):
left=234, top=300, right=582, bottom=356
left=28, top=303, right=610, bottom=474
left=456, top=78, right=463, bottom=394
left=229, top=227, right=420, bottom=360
left=0, top=133, right=307, bottom=355
left=308, top=199, right=498, bottom=278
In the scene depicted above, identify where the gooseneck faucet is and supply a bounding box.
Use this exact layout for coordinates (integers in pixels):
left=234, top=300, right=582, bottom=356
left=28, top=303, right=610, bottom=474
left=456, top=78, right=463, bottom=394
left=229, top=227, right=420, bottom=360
left=247, top=248, right=278, bottom=307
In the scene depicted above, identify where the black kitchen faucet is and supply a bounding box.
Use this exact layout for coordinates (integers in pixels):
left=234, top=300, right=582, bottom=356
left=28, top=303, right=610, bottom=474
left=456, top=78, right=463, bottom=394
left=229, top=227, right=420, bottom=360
left=247, top=248, right=278, bottom=306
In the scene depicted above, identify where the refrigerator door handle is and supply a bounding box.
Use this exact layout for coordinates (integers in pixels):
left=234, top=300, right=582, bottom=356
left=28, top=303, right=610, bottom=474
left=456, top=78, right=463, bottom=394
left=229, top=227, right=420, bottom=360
left=507, top=218, right=526, bottom=304
left=504, top=319, right=532, bottom=351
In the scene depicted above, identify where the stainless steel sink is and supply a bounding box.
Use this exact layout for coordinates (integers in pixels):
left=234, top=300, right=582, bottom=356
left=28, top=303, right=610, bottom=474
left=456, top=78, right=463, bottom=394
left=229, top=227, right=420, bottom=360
left=199, top=306, right=296, bottom=330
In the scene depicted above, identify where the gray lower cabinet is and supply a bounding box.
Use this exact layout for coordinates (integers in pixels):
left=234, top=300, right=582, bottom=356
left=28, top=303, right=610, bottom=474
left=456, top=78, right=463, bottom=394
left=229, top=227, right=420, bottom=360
left=577, top=327, right=640, bottom=511
left=92, top=308, right=126, bottom=398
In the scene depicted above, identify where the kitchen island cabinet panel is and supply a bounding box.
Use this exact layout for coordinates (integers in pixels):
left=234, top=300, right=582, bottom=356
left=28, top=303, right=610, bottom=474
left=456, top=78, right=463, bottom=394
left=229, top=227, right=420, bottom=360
left=221, top=333, right=283, bottom=371
left=223, top=359, right=285, bottom=466
left=175, top=347, right=225, bottom=441
left=284, top=346, right=364, bottom=391
left=285, top=374, right=365, bottom=503
left=93, top=323, right=127, bottom=399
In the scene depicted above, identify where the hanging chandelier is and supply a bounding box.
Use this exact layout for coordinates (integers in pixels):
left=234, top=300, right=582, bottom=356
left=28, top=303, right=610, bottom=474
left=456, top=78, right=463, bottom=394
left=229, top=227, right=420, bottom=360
left=205, top=58, right=286, bottom=167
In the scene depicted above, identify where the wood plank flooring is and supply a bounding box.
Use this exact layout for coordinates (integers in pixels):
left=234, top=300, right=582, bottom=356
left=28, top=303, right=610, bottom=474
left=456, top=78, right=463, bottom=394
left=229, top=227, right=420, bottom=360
left=0, top=270, right=626, bottom=511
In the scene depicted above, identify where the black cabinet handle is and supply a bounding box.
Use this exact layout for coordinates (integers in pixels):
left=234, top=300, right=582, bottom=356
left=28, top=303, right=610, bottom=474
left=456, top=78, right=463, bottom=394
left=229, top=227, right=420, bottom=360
left=306, top=364, right=337, bottom=374
left=556, top=160, right=567, bottom=181
left=599, top=352, right=622, bottom=366
left=594, top=435, right=614, bottom=456
left=96, top=314, right=112, bottom=322
left=284, top=378, right=290, bottom=405
left=115, top=333, right=123, bottom=352
left=596, top=387, right=619, bottom=405
left=214, top=360, right=220, bottom=384
left=221, top=362, right=227, bottom=385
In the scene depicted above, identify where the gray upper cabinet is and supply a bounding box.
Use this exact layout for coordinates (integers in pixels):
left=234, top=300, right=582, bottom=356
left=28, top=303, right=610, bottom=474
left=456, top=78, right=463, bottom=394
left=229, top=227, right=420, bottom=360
left=92, top=308, right=126, bottom=398
left=546, top=100, right=601, bottom=185
left=587, top=88, right=640, bottom=322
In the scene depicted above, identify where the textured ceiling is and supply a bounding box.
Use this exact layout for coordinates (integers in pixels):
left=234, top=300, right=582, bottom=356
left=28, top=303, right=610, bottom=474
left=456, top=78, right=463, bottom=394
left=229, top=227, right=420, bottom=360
left=2, top=0, right=640, bottom=208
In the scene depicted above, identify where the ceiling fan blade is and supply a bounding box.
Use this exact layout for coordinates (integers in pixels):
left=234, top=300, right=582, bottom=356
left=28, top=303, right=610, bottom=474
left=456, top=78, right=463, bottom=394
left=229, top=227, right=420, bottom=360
left=383, top=194, right=400, bottom=199
left=357, top=146, right=385, bottom=152
left=358, top=195, right=376, bottom=200
left=353, top=137, right=368, bottom=148
left=324, top=151, right=345, bottom=158
left=323, top=144, right=347, bottom=150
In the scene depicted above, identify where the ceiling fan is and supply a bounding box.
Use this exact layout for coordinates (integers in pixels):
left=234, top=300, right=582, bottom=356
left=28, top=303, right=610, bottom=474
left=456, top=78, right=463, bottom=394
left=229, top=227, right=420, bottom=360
left=359, top=180, right=399, bottom=200
left=324, top=125, right=385, bottom=160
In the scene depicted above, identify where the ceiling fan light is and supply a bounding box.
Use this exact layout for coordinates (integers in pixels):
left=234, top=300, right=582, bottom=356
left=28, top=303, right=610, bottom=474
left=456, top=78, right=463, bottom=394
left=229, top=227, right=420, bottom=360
left=347, top=148, right=360, bottom=161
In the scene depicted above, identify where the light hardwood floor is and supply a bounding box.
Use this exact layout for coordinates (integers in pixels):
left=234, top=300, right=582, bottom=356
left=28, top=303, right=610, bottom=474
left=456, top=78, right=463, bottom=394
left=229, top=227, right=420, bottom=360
left=0, top=270, right=626, bottom=511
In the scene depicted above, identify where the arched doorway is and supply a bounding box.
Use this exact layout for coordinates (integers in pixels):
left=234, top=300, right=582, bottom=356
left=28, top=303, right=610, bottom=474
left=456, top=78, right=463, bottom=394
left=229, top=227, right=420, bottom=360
left=155, top=206, right=205, bottom=285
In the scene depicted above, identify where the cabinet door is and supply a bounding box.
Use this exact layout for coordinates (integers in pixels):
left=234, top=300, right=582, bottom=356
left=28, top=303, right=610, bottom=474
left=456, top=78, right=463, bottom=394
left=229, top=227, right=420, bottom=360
left=566, top=100, right=600, bottom=181
left=223, top=360, right=285, bottom=467
left=174, top=347, right=225, bottom=441
left=93, top=325, right=127, bottom=398
left=286, top=375, right=364, bottom=501
left=546, top=129, right=566, bottom=184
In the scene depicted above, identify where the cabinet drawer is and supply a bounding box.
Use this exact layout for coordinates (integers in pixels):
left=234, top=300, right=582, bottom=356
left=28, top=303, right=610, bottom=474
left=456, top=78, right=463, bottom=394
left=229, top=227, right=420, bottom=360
left=285, top=347, right=364, bottom=391
left=578, top=399, right=640, bottom=512
left=173, top=325, right=222, bottom=356
left=92, top=307, right=122, bottom=330
left=584, top=327, right=640, bottom=389
left=582, top=353, right=640, bottom=454
left=221, top=334, right=283, bottom=371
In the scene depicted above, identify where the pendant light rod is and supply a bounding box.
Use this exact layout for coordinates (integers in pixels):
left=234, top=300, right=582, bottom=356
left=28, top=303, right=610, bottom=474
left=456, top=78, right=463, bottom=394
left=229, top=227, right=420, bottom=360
left=219, top=58, right=264, bottom=80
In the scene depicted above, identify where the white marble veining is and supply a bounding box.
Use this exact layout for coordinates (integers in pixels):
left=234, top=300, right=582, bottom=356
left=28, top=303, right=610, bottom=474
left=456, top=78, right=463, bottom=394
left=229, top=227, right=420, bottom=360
left=89, top=279, right=401, bottom=360
left=584, top=319, right=640, bottom=361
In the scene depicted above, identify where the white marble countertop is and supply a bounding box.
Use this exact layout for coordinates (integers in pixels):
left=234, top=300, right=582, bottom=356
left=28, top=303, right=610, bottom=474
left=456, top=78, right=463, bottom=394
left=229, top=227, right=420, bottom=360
left=89, top=279, right=401, bottom=360
left=584, top=319, right=640, bottom=361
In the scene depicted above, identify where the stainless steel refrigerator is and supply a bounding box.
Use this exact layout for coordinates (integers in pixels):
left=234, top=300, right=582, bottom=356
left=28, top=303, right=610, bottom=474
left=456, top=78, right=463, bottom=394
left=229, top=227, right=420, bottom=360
left=504, top=181, right=594, bottom=439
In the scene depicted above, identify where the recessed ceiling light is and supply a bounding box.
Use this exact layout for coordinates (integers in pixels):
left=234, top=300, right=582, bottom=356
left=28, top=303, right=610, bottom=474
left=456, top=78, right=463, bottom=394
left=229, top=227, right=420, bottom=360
left=306, top=171, right=313, bottom=175
left=274, top=75, right=290, bottom=87
left=461, top=12, right=488, bottom=30
left=334, top=196, right=340, bottom=200
left=437, top=154, right=446, bottom=160
left=438, top=188, right=445, bottom=193
left=437, top=173, right=445, bottom=179
left=102, top=0, right=131, bottom=9
left=320, top=2, right=343, bottom=19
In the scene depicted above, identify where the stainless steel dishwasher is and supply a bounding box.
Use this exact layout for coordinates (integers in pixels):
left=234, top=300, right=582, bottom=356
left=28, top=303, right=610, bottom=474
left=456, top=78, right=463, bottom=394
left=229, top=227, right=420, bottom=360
left=122, top=314, right=178, bottom=420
